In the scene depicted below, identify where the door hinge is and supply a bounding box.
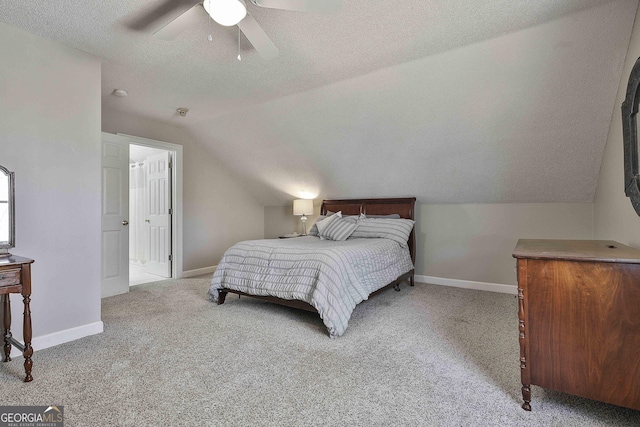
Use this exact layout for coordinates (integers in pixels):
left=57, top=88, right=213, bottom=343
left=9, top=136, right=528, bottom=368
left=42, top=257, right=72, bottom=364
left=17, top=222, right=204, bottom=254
left=169, top=208, right=172, bottom=215
left=169, top=254, right=172, bottom=261
left=169, top=160, right=172, bottom=169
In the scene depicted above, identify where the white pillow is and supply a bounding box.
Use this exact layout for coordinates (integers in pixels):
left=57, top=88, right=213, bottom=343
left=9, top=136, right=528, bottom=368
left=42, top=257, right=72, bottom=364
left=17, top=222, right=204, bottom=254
left=315, top=211, right=341, bottom=239
left=308, top=215, right=326, bottom=236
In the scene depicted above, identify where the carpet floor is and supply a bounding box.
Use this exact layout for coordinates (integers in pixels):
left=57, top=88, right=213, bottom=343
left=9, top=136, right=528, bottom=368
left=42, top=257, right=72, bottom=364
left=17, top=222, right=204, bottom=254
left=1, top=276, right=639, bottom=426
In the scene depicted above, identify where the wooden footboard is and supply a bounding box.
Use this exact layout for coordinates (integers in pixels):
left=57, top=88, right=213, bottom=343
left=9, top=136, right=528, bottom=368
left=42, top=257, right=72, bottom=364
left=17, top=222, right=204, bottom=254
left=216, top=269, right=415, bottom=312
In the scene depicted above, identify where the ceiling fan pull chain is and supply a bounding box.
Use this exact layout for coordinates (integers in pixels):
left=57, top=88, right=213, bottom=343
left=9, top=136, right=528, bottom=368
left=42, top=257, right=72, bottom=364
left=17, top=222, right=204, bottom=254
left=237, top=27, right=242, bottom=61
left=207, top=15, right=213, bottom=42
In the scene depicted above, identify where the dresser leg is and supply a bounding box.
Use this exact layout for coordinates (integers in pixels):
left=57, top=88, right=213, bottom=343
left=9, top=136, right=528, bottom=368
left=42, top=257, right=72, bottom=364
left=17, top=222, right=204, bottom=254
left=522, top=384, right=532, bottom=411
left=2, top=295, right=11, bottom=362
left=22, top=295, right=33, bottom=382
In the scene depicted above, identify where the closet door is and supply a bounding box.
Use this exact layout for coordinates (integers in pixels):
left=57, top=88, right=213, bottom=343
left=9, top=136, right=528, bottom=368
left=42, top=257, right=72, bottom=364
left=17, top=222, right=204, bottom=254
left=145, top=151, right=172, bottom=278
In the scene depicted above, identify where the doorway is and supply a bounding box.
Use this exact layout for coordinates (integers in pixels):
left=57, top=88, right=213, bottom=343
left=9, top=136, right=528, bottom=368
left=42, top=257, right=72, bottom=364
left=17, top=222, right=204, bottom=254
left=101, top=132, right=183, bottom=298
left=129, top=144, right=172, bottom=286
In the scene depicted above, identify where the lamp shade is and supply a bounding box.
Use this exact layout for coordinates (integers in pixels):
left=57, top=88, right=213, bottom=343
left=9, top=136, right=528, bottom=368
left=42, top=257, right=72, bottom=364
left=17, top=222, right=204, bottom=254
left=293, top=199, right=314, bottom=216
left=203, top=0, right=247, bottom=26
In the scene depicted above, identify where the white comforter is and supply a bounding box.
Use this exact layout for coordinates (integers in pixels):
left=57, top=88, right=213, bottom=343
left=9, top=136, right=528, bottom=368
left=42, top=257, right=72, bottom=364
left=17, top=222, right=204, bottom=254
left=209, top=236, right=414, bottom=338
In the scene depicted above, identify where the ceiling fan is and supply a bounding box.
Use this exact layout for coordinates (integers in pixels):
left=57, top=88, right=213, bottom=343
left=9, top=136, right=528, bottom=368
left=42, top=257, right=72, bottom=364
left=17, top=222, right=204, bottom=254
left=153, top=0, right=341, bottom=60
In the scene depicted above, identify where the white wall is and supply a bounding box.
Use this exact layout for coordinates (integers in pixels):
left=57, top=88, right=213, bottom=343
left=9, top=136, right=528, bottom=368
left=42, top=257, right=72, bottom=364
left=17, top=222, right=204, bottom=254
left=102, top=109, right=264, bottom=271
left=0, top=23, right=103, bottom=346
left=594, top=6, right=640, bottom=245
left=415, top=203, right=593, bottom=285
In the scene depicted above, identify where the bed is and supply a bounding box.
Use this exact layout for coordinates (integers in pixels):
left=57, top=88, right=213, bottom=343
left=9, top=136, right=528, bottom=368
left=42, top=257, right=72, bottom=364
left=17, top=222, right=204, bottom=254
left=209, top=197, right=416, bottom=337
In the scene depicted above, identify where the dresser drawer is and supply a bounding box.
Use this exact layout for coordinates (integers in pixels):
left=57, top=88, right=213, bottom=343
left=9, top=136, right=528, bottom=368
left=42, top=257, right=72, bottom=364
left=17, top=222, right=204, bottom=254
left=0, top=268, right=21, bottom=287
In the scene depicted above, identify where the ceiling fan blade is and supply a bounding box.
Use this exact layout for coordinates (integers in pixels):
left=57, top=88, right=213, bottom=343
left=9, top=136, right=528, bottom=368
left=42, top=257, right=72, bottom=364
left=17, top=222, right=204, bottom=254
left=127, top=0, right=198, bottom=31
left=154, top=3, right=206, bottom=40
left=249, top=0, right=340, bottom=12
left=237, top=14, right=279, bottom=60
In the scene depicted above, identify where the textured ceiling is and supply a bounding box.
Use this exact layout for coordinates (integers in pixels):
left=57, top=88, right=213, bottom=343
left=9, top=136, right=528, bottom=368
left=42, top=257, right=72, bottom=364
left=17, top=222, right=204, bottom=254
left=0, top=0, right=637, bottom=205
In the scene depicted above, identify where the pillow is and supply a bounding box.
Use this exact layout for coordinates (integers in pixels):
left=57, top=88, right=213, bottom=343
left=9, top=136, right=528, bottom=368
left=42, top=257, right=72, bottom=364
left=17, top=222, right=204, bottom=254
left=315, top=211, right=342, bottom=237
left=319, top=216, right=359, bottom=241
left=308, top=215, right=326, bottom=236
left=348, top=218, right=415, bottom=246
left=327, top=210, right=360, bottom=219
left=361, top=213, right=401, bottom=219
left=310, top=211, right=360, bottom=236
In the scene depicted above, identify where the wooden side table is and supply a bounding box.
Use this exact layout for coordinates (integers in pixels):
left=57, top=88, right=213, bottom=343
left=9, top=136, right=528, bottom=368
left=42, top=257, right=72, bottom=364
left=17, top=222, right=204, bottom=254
left=1, top=255, right=34, bottom=382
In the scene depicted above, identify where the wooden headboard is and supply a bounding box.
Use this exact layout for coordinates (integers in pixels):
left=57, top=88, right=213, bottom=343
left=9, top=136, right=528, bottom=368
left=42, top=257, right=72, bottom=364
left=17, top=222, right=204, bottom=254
left=320, top=197, right=417, bottom=264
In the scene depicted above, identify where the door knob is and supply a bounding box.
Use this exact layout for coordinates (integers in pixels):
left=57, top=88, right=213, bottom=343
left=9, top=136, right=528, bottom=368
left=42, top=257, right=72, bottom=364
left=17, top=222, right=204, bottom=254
left=145, top=219, right=150, bottom=223
left=122, top=220, right=129, bottom=226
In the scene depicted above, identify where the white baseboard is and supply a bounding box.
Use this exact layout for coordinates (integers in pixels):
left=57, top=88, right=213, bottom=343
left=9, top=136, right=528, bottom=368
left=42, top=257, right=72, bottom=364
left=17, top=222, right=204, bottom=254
left=182, top=265, right=217, bottom=278
left=415, top=275, right=517, bottom=295
left=180, top=269, right=514, bottom=294
left=10, top=321, right=104, bottom=358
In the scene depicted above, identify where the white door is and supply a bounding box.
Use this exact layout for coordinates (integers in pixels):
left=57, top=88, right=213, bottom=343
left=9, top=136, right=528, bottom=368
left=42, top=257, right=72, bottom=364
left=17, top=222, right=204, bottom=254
left=145, top=151, right=172, bottom=277
left=101, top=134, right=129, bottom=297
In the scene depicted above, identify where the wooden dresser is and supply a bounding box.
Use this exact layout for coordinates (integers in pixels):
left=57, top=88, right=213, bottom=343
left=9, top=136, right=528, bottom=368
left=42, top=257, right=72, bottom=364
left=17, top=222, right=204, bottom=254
left=513, top=240, right=640, bottom=411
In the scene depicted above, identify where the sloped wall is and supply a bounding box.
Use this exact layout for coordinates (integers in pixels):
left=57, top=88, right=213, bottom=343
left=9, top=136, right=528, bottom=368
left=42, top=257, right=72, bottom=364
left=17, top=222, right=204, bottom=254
left=594, top=6, right=640, bottom=246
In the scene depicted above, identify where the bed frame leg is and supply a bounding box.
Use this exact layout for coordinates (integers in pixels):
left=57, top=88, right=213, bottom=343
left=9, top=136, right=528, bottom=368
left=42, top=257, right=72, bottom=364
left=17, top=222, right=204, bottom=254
left=217, top=291, right=227, bottom=305
left=394, top=284, right=401, bottom=292
left=409, top=274, right=415, bottom=286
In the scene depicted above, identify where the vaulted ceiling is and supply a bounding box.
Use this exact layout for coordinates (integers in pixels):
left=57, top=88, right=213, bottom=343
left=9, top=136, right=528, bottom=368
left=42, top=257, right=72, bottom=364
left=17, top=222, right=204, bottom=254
left=1, top=0, right=637, bottom=205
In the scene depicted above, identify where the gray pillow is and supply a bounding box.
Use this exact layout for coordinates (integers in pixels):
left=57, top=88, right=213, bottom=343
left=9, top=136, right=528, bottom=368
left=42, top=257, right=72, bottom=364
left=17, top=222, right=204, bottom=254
left=315, top=212, right=341, bottom=237
left=348, top=218, right=415, bottom=246
left=308, top=215, right=327, bottom=236
left=361, top=213, right=401, bottom=219
left=311, top=211, right=361, bottom=235
left=319, top=217, right=359, bottom=241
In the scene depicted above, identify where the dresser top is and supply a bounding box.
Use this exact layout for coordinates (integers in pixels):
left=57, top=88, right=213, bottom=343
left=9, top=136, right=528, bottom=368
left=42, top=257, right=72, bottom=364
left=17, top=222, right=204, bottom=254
left=0, top=255, right=34, bottom=267
left=513, top=239, right=640, bottom=264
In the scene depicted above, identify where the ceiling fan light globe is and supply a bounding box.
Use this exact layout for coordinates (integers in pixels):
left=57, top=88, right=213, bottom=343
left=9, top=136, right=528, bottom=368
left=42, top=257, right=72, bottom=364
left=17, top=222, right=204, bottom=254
left=203, top=0, right=247, bottom=26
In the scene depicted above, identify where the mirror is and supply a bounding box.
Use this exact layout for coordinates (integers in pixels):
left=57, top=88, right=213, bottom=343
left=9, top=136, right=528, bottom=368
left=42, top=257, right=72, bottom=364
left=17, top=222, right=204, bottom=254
left=622, top=57, right=640, bottom=216
left=0, top=164, right=15, bottom=256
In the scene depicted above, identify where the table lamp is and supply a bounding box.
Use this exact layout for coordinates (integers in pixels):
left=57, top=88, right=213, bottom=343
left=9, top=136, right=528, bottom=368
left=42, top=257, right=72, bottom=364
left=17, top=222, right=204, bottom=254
left=293, top=199, right=314, bottom=235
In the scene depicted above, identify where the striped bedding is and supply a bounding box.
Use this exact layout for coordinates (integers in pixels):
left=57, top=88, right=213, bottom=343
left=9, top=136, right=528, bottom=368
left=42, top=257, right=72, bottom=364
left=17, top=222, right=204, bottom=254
left=209, top=236, right=414, bottom=338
